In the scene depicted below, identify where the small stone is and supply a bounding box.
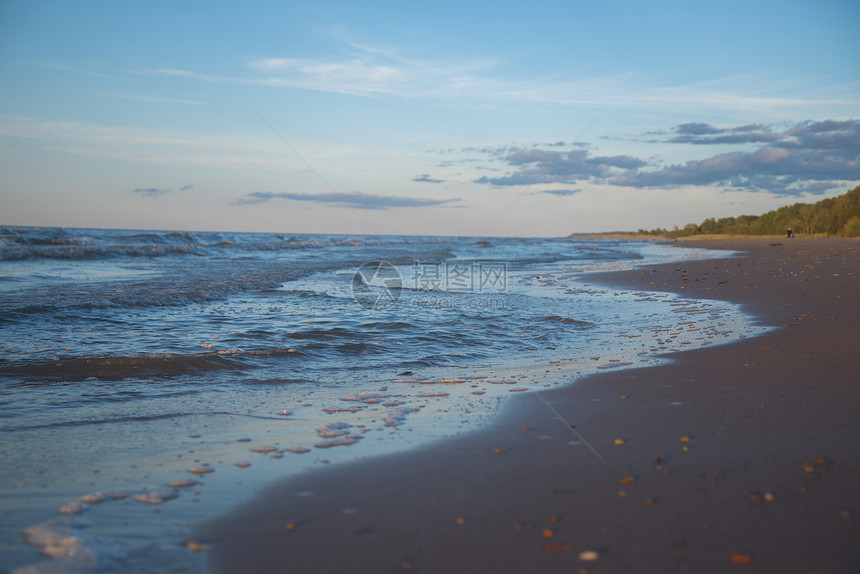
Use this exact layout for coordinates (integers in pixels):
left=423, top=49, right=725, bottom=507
left=578, top=550, right=600, bottom=561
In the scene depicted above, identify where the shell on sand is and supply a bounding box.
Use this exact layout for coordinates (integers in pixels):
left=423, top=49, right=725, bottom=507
left=188, top=466, right=215, bottom=474
left=286, top=447, right=311, bottom=454
left=250, top=445, right=277, bottom=453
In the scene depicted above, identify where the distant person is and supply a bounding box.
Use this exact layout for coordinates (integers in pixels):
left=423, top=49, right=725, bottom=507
left=787, top=227, right=794, bottom=238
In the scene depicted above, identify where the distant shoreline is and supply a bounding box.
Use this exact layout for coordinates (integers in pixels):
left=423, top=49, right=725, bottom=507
left=568, top=232, right=859, bottom=240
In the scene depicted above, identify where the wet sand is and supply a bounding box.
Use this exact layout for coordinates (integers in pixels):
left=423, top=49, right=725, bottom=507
left=195, top=238, right=860, bottom=573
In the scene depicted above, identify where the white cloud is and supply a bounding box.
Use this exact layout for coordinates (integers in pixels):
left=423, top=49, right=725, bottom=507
left=143, top=49, right=860, bottom=120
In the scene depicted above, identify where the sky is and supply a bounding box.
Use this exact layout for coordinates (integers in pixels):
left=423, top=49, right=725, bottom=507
left=1, top=0, right=858, bottom=237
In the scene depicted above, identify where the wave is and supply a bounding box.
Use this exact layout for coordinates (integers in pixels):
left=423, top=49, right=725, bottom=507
left=0, top=345, right=323, bottom=380
left=4, top=406, right=307, bottom=432
left=0, top=227, right=408, bottom=261
left=538, top=315, right=595, bottom=328
left=0, top=352, right=250, bottom=380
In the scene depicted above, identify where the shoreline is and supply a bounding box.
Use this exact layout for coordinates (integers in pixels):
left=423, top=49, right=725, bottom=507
left=196, top=238, right=859, bottom=573
left=0, top=237, right=757, bottom=573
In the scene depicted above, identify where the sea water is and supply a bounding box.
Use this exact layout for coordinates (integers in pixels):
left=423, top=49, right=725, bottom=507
left=0, top=227, right=765, bottom=573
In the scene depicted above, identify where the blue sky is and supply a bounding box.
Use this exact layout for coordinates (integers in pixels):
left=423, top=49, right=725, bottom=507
left=1, top=0, right=858, bottom=236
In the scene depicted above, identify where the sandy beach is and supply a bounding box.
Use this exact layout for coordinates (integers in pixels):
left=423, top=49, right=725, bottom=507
left=195, top=238, right=860, bottom=574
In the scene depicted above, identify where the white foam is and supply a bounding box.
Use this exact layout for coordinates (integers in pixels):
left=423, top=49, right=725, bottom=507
left=317, top=421, right=351, bottom=438
left=15, top=517, right=123, bottom=574
left=57, top=502, right=88, bottom=516
left=131, top=491, right=178, bottom=504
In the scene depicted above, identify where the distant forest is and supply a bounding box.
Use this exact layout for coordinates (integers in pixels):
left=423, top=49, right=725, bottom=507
left=638, top=185, right=860, bottom=238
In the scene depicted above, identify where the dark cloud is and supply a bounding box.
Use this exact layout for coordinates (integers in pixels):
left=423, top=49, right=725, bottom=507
left=474, top=147, right=646, bottom=187
left=471, top=119, right=860, bottom=197
left=668, top=122, right=781, bottom=145
left=540, top=188, right=581, bottom=197
left=133, top=187, right=170, bottom=197
left=675, top=122, right=723, bottom=136
left=236, top=191, right=459, bottom=210
left=612, top=119, right=860, bottom=194
left=412, top=174, right=446, bottom=184
left=133, top=185, right=194, bottom=196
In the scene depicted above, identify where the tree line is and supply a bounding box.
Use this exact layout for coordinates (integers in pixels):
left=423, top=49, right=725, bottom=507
left=637, top=185, right=860, bottom=238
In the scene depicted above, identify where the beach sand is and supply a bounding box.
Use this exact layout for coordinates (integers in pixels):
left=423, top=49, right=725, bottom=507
left=195, top=238, right=859, bottom=573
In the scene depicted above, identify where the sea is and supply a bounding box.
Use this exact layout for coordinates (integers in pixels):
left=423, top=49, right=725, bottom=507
left=0, top=226, right=766, bottom=573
